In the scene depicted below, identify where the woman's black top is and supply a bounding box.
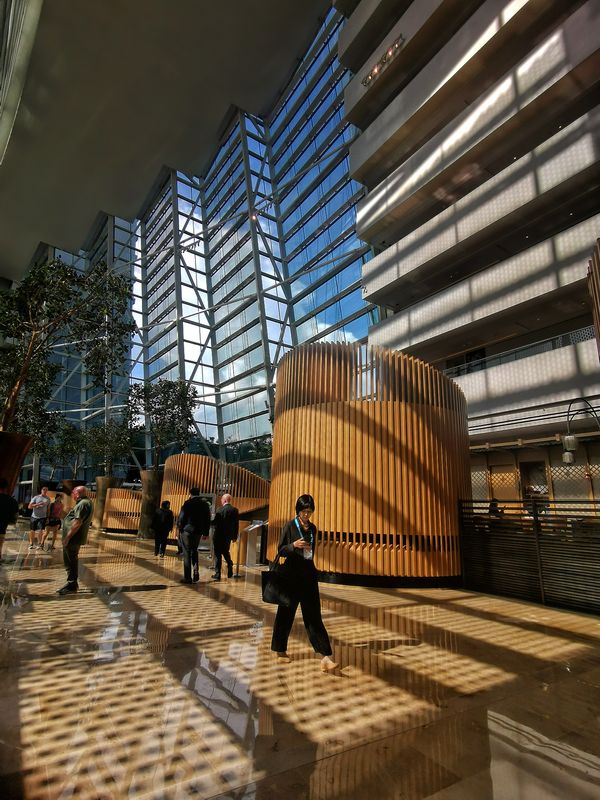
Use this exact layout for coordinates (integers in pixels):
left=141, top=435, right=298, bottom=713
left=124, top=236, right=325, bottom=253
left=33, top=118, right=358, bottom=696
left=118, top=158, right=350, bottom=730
left=277, top=518, right=318, bottom=578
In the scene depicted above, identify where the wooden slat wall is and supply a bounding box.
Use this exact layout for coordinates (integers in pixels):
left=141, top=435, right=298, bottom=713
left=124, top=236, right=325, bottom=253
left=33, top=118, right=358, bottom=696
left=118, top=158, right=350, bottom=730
left=102, top=488, right=142, bottom=531
left=268, top=343, right=471, bottom=577
left=587, top=237, right=600, bottom=362
left=160, top=453, right=270, bottom=536
left=54, top=490, right=96, bottom=515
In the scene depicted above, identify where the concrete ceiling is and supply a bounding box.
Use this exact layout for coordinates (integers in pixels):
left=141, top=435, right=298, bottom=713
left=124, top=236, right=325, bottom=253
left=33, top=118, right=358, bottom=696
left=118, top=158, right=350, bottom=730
left=0, top=0, right=328, bottom=282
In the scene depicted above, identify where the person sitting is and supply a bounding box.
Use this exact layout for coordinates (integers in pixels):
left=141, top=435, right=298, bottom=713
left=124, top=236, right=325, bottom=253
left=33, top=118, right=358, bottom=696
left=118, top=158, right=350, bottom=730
left=488, top=498, right=504, bottom=518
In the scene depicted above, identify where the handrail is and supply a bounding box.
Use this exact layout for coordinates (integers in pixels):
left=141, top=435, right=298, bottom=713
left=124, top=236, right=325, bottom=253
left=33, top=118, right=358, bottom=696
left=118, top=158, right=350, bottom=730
left=445, top=326, right=594, bottom=378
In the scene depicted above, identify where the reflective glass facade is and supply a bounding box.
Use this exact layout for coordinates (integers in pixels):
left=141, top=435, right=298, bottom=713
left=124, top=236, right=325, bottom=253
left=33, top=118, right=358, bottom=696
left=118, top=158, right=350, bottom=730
left=31, top=9, right=377, bottom=482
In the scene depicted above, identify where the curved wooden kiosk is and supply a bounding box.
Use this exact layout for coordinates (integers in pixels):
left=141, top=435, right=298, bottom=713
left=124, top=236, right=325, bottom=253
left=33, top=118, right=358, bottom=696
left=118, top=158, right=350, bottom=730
left=161, top=454, right=270, bottom=558
left=268, top=343, right=471, bottom=582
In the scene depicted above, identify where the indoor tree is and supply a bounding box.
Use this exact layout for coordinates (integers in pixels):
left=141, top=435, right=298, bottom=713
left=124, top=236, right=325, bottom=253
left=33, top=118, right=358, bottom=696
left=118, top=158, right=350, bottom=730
left=85, top=418, right=131, bottom=479
left=42, top=419, right=88, bottom=481
left=127, top=378, right=199, bottom=536
left=0, top=258, right=135, bottom=434
left=127, top=378, right=199, bottom=471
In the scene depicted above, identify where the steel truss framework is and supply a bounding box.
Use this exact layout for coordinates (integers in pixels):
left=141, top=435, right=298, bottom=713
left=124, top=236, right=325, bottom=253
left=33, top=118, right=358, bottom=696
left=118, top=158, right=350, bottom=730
left=31, top=8, right=376, bottom=483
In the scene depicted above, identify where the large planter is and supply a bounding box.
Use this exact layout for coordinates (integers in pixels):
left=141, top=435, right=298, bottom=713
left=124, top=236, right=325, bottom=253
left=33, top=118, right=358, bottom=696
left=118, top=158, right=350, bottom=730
left=138, top=469, right=164, bottom=539
left=0, top=431, right=33, bottom=493
left=92, top=475, right=118, bottom=528
left=61, top=479, right=86, bottom=495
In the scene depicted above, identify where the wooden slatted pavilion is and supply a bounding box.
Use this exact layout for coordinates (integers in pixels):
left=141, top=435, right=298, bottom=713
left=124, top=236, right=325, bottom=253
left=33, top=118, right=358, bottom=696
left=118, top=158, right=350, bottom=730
left=160, top=454, right=270, bottom=557
left=588, top=237, right=600, bottom=362
left=102, top=488, right=142, bottom=532
left=268, top=343, right=471, bottom=581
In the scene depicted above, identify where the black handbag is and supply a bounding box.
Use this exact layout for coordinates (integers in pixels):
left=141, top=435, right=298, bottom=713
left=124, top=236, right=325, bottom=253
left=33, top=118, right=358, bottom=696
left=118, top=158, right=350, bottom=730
left=261, top=554, right=293, bottom=607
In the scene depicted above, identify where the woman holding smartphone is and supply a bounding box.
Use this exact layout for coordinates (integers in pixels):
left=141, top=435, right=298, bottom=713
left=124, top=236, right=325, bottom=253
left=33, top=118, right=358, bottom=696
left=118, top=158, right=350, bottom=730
left=271, top=494, right=338, bottom=671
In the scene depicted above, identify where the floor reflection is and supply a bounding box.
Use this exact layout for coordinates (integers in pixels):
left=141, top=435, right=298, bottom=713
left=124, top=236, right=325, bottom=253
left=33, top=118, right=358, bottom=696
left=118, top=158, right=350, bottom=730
left=1, top=523, right=600, bottom=798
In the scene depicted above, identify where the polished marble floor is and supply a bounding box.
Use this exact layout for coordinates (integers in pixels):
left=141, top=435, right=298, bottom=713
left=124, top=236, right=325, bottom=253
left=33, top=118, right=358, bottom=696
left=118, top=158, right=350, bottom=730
left=1, top=524, right=600, bottom=799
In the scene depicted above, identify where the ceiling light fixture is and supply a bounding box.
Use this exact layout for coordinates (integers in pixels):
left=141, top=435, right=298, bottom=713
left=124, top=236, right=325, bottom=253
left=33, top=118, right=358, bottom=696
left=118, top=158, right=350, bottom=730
left=361, top=35, right=406, bottom=88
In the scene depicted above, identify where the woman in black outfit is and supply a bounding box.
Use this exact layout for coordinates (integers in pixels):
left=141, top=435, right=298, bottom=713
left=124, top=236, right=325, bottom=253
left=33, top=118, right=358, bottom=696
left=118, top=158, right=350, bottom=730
left=271, top=494, right=338, bottom=671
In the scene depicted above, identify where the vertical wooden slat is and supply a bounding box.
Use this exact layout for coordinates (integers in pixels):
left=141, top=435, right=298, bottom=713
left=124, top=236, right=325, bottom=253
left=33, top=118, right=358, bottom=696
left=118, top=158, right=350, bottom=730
left=159, top=452, right=269, bottom=549
left=268, top=343, right=470, bottom=577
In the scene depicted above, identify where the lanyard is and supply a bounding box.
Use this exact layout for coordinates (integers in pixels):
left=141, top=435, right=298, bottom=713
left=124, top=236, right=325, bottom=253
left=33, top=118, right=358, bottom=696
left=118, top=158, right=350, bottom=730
left=294, top=516, right=313, bottom=546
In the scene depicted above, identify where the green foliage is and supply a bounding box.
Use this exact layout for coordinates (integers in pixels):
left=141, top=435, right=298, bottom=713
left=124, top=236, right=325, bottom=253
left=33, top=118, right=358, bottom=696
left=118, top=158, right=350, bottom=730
left=0, top=259, right=134, bottom=433
left=225, top=434, right=272, bottom=463
left=127, top=379, right=199, bottom=471
left=40, top=419, right=87, bottom=478
left=0, top=347, right=60, bottom=448
left=85, top=419, right=131, bottom=477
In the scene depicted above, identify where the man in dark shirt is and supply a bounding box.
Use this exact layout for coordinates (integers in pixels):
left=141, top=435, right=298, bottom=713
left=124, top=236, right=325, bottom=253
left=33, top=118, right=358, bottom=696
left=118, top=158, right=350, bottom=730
left=212, top=493, right=239, bottom=580
left=152, top=500, right=174, bottom=558
left=177, top=487, right=210, bottom=584
left=0, top=478, right=19, bottom=563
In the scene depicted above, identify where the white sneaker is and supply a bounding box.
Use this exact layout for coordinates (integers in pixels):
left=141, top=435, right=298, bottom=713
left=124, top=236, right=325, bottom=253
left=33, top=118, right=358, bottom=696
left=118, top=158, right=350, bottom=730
left=28, top=545, right=35, bottom=550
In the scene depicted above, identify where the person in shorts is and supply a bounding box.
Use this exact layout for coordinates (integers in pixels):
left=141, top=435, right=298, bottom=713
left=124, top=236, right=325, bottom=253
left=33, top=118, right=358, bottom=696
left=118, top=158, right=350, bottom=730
left=28, top=486, right=50, bottom=550
left=40, top=493, right=64, bottom=551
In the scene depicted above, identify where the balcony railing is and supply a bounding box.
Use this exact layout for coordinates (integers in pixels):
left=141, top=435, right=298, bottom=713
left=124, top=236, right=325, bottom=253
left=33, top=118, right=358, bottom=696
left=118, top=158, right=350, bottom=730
left=445, top=326, right=595, bottom=379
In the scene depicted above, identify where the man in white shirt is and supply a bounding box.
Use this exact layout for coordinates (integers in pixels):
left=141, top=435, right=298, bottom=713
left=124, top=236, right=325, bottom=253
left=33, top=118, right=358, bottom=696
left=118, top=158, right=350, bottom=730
left=28, top=486, right=50, bottom=550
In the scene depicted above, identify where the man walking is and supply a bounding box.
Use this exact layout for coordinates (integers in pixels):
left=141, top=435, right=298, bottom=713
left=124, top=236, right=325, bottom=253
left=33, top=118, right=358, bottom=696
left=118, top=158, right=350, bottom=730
left=0, top=478, right=18, bottom=563
left=152, top=500, right=174, bottom=558
left=212, top=493, right=239, bottom=581
left=28, top=485, right=50, bottom=550
left=57, top=485, right=93, bottom=595
left=177, top=487, right=210, bottom=584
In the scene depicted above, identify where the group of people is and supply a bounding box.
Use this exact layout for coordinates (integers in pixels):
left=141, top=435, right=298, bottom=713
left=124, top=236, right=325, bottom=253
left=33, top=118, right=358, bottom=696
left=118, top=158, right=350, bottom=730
left=0, top=480, right=93, bottom=595
left=27, top=486, right=65, bottom=551
left=152, top=488, right=337, bottom=671
left=151, top=488, right=239, bottom=584
left=3, top=478, right=338, bottom=671
left=29, top=484, right=94, bottom=595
